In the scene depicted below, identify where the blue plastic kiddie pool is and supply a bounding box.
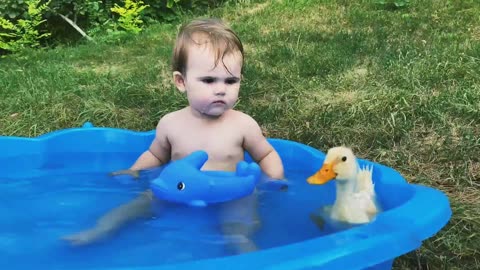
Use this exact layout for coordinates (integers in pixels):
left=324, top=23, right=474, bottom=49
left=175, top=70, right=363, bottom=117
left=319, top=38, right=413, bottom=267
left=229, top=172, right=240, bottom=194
left=0, top=123, right=451, bottom=270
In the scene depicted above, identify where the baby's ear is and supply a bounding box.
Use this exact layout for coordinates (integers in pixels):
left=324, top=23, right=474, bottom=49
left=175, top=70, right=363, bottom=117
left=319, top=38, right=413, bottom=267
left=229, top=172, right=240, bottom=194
left=173, top=71, right=186, bottom=92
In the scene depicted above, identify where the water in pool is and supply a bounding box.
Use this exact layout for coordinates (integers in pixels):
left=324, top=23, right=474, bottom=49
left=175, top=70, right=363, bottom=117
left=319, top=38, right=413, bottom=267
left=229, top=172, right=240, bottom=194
left=0, top=152, right=341, bottom=269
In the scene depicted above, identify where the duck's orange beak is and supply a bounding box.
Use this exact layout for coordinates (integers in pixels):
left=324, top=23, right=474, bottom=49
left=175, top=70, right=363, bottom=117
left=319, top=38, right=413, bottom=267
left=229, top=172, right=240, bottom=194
left=307, top=163, right=336, bottom=185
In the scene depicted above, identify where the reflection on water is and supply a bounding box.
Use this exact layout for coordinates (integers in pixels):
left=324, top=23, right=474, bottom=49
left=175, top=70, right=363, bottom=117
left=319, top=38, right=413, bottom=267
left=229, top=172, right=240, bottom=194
left=308, top=205, right=364, bottom=234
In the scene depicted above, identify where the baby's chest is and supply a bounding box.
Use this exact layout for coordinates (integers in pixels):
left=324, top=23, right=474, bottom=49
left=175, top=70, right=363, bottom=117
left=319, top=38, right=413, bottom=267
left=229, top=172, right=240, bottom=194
left=169, top=127, right=244, bottom=160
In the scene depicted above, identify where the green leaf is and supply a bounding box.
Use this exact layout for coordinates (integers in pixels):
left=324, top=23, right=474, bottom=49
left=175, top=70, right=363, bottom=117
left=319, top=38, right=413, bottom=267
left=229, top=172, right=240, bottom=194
left=0, top=33, right=16, bottom=37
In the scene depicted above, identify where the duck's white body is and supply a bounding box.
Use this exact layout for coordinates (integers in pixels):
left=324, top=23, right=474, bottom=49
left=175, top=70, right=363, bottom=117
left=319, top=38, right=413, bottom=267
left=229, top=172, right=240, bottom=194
left=330, top=165, right=379, bottom=224
left=307, top=147, right=381, bottom=224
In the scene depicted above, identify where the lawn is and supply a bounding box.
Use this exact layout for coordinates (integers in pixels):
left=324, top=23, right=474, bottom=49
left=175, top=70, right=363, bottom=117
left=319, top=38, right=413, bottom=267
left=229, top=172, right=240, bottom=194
left=1, top=0, right=479, bottom=269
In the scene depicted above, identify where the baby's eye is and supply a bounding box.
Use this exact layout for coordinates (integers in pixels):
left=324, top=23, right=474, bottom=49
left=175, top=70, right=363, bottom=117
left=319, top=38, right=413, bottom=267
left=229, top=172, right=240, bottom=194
left=201, top=77, right=216, bottom=84
left=225, top=78, right=240, bottom=85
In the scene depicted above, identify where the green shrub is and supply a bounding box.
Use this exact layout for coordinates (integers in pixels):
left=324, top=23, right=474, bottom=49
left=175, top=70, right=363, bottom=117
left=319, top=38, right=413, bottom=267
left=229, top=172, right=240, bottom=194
left=0, top=0, right=28, bottom=19
left=0, top=0, right=51, bottom=53
left=0, top=0, right=228, bottom=50
left=110, top=0, right=148, bottom=33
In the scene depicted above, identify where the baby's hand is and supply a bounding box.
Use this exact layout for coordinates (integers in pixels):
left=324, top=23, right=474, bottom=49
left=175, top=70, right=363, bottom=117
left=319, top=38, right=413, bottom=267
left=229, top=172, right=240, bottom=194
left=109, top=166, right=165, bottom=184
left=109, top=169, right=140, bottom=180
left=258, top=174, right=289, bottom=191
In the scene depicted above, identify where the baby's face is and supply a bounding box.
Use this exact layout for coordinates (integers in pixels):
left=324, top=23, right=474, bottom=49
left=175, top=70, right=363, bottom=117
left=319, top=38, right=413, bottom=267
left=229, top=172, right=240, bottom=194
left=182, top=44, right=242, bottom=118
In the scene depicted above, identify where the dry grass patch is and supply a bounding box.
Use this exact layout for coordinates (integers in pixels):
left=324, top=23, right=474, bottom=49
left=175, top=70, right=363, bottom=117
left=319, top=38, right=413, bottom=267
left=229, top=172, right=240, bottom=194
left=258, top=4, right=346, bottom=35
left=72, top=62, right=131, bottom=77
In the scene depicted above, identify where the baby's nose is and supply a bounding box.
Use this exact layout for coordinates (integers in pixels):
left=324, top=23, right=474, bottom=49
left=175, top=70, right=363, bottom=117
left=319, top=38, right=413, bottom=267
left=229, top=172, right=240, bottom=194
left=214, top=86, right=226, bottom=95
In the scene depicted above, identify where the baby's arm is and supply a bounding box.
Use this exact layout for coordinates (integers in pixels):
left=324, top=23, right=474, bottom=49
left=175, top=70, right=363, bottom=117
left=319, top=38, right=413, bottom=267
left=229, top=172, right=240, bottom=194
left=111, top=117, right=171, bottom=178
left=242, top=115, right=284, bottom=180
left=128, top=116, right=172, bottom=171
left=129, top=151, right=163, bottom=171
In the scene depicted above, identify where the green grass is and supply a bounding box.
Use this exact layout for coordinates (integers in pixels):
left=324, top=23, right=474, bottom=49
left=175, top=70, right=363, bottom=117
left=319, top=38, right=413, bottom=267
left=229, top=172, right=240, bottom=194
left=1, top=0, right=479, bottom=268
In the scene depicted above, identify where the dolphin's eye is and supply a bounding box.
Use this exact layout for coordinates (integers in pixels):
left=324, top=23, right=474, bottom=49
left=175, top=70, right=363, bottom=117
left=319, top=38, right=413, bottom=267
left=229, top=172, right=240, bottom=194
left=341, top=156, right=347, bottom=162
left=177, top=182, right=185, bottom=191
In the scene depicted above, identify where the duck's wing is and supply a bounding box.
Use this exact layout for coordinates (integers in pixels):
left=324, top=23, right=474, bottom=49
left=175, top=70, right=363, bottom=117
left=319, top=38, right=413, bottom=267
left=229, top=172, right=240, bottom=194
left=356, top=165, right=374, bottom=196
left=356, top=165, right=380, bottom=216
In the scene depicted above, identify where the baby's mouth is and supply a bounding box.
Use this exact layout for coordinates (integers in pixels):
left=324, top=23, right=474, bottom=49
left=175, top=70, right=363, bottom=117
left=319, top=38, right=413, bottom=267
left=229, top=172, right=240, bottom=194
left=212, top=100, right=226, bottom=105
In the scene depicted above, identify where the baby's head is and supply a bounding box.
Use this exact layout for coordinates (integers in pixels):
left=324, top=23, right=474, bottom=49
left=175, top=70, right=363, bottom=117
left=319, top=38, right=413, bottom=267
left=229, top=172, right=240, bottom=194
left=172, top=18, right=244, bottom=76
left=172, top=19, right=245, bottom=118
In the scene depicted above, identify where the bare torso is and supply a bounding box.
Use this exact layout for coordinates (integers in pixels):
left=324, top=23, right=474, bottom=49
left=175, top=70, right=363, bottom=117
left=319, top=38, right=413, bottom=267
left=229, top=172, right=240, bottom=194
left=161, top=108, right=248, bottom=171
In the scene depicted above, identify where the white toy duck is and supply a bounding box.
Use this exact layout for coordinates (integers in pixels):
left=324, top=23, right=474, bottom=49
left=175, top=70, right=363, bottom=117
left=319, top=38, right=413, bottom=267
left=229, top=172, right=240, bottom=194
left=307, top=146, right=381, bottom=224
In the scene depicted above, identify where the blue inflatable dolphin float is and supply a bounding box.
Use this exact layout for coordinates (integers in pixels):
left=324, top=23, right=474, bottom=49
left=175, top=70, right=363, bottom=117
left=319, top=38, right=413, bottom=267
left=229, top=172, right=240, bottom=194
left=150, top=151, right=273, bottom=207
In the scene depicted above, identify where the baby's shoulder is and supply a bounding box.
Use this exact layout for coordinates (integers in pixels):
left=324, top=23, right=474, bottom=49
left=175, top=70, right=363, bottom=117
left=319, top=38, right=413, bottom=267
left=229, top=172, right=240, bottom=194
left=228, top=110, right=259, bottom=126
left=158, top=109, right=185, bottom=123
left=155, top=109, right=185, bottom=130
left=228, top=109, right=251, bottom=121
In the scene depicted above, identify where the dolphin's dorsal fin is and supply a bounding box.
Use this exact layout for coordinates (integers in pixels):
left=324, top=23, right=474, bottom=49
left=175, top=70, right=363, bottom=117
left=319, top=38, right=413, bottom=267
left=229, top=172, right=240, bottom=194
left=236, top=161, right=261, bottom=179
left=180, top=150, right=209, bottom=170
left=236, top=161, right=249, bottom=176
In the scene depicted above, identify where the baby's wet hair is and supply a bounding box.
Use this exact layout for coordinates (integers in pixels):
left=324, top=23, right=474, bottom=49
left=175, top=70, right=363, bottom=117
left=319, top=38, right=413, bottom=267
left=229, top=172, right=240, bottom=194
left=172, top=18, right=244, bottom=75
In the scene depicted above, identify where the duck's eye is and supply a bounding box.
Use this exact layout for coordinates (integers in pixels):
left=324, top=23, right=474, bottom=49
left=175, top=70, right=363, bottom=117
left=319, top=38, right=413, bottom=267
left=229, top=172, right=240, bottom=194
left=341, top=156, right=347, bottom=162
left=177, top=182, right=185, bottom=191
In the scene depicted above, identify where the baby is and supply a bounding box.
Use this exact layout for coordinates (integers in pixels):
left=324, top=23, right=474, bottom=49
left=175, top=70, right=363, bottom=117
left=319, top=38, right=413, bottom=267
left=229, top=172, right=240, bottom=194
left=63, top=18, right=285, bottom=254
